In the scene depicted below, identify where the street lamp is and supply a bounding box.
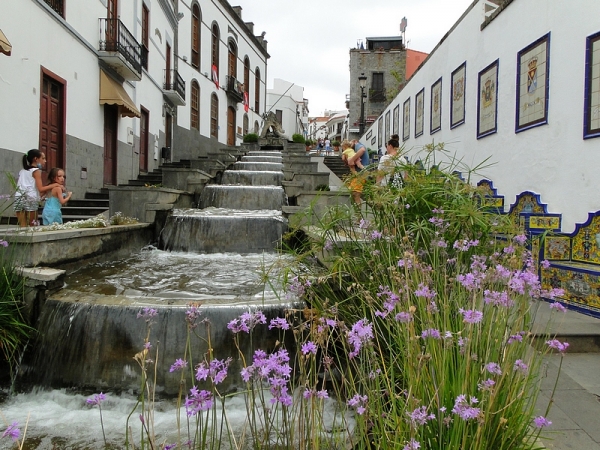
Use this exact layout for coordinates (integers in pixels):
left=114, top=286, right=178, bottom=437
left=358, top=73, right=367, bottom=135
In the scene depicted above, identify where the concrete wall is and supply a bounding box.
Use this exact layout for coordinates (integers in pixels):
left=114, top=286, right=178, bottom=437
left=364, top=0, right=600, bottom=232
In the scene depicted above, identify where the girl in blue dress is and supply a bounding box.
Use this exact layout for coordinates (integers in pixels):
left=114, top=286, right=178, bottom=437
left=42, top=168, right=72, bottom=225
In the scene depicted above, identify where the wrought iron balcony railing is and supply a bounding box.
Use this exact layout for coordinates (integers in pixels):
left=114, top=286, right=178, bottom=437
left=226, top=75, right=245, bottom=103
left=163, top=69, right=185, bottom=101
left=98, top=18, right=142, bottom=78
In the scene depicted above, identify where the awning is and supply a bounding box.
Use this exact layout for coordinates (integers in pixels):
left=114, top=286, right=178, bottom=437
left=0, top=29, right=12, bottom=56
left=99, top=70, right=141, bottom=118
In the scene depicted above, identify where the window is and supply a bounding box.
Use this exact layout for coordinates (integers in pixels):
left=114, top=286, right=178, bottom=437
left=370, top=72, right=385, bottom=102
left=210, top=93, right=219, bottom=138
left=254, top=121, right=259, bottom=134
left=228, top=41, right=237, bottom=78
left=243, top=114, right=249, bottom=135
left=44, top=0, right=64, bottom=17
left=142, top=4, right=149, bottom=70
left=191, top=3, right=200, bottom=69
left=191, top=80, right=200, bottom=130
left=276, top=109, right=283, bottom=125
left=244, top=57, right=250, bottom=93
left=211, top=23, right=220, bottom=71
left=254, top=68, right=260, bottom=114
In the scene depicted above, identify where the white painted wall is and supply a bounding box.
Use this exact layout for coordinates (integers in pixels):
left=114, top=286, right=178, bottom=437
left=266, top=78, right=306, bottom=138
left=364, top=0, right=600, bottom=231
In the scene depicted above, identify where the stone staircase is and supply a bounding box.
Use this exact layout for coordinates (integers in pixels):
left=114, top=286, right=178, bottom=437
left=322, top=155, right=350, bottom=179
left=61, top=190, right=109, bottom=223
left=121, top=160, right=192, bottom=187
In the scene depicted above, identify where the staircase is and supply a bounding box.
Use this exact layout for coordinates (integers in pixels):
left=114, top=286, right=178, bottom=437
left=322, top=156, right=350, bottom=179
left=121, top=160, right=192, bottom=187
left=61, top=189, right=110, bottom=223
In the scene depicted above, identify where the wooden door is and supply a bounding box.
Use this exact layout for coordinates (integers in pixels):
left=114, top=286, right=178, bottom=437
left=40, top=73, right=64, bottom=182
left=106, top=0, right=118, bottom=49
left=227, top=106, right=236, bottom=146
left=103, top=105, right=118, bottom=185
left=140, top=107, right=149, bottom=172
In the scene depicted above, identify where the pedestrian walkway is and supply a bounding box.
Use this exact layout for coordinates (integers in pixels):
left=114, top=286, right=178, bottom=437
left=533, top=301, right=600, bottom=449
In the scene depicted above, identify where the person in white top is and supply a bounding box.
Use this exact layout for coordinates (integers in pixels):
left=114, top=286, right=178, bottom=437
left=377, top=138, right=408, bottom=188
left=14, top=149, right=62, bottom=227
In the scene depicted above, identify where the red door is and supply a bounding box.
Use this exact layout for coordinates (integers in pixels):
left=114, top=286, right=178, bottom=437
left=165, top=43, right=171, bottom=88
left=39, top=72, right=65, bottom=182
left=140, top=107, right=149, bottom=172
left=227, top=107, right=236, bottom=146
left=103, top=105, right=118, bottom=185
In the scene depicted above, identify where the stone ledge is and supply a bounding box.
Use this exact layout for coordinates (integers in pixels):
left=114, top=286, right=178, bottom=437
left=17, top=266, right=66, bottom=282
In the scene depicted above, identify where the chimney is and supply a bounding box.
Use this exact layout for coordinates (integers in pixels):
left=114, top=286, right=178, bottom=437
left=232, top=6, right=242, bottom=18
left=245, top=21, right=254, bottom=34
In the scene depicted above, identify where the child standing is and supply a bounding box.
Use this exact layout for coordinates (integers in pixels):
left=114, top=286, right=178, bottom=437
left=42, top=168, right=72, bottom=225
left=14, top=149, right=62, bottom=227
left=341, top=140, right=365, bottom=173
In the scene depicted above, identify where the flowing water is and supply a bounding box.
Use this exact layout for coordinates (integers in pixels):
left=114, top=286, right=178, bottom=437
left=0, top=149, right=339, bottom=448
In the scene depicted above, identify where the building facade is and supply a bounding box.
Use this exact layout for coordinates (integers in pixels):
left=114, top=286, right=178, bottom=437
left=0, top=0, right=267, bottom=207
left=266, top=79, right=309, bottom=139
left=348, top=36, right=406, bottom=138
left=363, top=0, right=600, bottom=232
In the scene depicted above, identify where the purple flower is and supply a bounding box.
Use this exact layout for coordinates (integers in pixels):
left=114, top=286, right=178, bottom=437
left=170, top=358, right=188, bottom=372
left=397, top=258, right=413, bottom=269
left=451, top=394, right=480, bottom=421
left=347, top=394, right=368, bottom=415
left=403, top=438, right=421, bottom=450
left=421, top=328, right=441, bottom=339
left=533, top=416, right=552, bottom=428
left=513, top=359, right=528, bottom=374
left=405, top=203, right=410, bottom=209
left=395, top=311, right=413, bottom=323
left=241, top=349, right=292, bottom=406
left=549, top=302, right=566, bottom=312
left=323, top=239, right=334, bottom=251
left=347, top=319, right=374, bottom=358
left=269, top=317, right=290, bottom=330
left=185, top=305, right=202, bottom=326
left=485, top=362, right=502, bottom=375
left=301, top=341, right=318, bottom=355
left=195, top=358, right=232, bottom=384
left=1, top=422, right=20, bottom=442
left=184, top=387, right=213, bottom=416
left=137, top=307, right=157, bottom=321
left=541, top=259, right=551, bottom=269
left=478, top=378, right=495, bottom=391
left=414, top=283, right=436, bottom=299
left=0, top=240, right=8, bottom=248
left=285, top=277, right=311, bottom=300
left=227, top=310, right=267, bottom=333
left=507, top=333, right=524, bottom=344
left=358, top=219, right=370, bottom=229
left=371, top=230, right=383, bottom=239
left=86, top=392, right=107, bottom=406
left=460, top=308, right=483, bottom=324
left=513, top=234, right=527, bottom=245
left=546, top=339, right=569, bottom=354
left=164, top=444, right=176, bottom=450
left=144, top=341, right=152, bottom=350
left=407, top=406, right=435, bottom=426
left=303, top=389, right=329, bottom=400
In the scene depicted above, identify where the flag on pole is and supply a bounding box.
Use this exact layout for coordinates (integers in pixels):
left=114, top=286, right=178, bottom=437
left=211, top=64, right=219, bottom=89
left=243, top=92, right=249, bottom=112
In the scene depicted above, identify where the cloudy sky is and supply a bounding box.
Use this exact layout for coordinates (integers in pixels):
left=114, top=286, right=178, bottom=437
left=239, top=0, right=476, bottom=117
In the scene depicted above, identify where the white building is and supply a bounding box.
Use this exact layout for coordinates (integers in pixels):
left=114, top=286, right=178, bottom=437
left=0, top=0, right=268, bottom=205
left=266, top=79, right=309, bottom=139
left=307, top=117, right=329, bottom=142
left=364, top=0, right=600, bottom=231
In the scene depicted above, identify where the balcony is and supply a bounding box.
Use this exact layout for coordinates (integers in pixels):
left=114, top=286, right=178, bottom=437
left=225, top=75, right=245, bottom=103
left=98, top=18, right=142, bottom=81
left=163, top=69, right=186, bottom=106
left=369, top=88, right=387, bottom=103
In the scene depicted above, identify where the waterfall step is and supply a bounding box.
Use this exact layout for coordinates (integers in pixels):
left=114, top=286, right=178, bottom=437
left=199, top=185, right=286, bottom=210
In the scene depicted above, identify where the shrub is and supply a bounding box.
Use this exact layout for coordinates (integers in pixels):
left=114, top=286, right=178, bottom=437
left=243, top=133, right=259, bottom=143
left=291, top=134, right=306, bottom=144
left=331, top=140, right=341, bottom=147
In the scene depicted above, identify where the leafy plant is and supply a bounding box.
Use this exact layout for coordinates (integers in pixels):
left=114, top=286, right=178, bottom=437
left=243, top=133, right=259, bottom=143
left=331, top=140, right=341, bottom=147
left=291, top=134, right=306, bottom=144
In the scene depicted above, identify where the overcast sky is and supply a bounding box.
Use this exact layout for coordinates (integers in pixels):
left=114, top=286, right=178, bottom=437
left=239, top=0, right=475, bottom=117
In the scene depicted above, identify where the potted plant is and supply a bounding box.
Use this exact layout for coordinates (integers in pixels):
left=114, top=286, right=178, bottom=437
left=291, top=133, right=306, bottom=144
left=305, top=139, right=313, bottom=152
left=242, top=133, right=259, bottom=143
left=331, top=140, right=341, bottom=154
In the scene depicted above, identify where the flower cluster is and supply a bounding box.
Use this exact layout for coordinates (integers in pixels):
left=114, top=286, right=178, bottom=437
left=347, top=319, right=374, bottom=359
left=227, top=310, right=266, bottom=334
left=195, top=357, right=232, bottom=385
left=1, top=422, right=20, bottom=442
left=241, top=349, right=292, bottom=406
left=86, top=392, right=107, bottom=406
left=451, top=394, right=481, bottom=421
left=184, top=387, right=213, bottom=416
left=285, top=276, right=311, bottom=300
left=347, top=394, right=368, bottom=415
left=137, top=307, right=157, bottom=321
left=169, top=358, right=188, bottom=372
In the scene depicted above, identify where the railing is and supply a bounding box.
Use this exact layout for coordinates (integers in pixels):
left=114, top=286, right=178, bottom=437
left=226, top=75, right=245, bottom=103
left=98, top=18, right=142, bottom=77
left=44, top=0, right=64, bottom=17
left=163, top=69, right=185, bottom=100
left=369, top=88, right=387, bottom=102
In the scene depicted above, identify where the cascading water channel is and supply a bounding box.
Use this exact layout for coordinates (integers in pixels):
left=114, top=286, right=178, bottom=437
left=1, top=149, right=323, bottom=449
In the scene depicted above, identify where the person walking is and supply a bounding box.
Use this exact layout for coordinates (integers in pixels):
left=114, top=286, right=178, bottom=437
left=377, top=138, right=407, bottom=188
